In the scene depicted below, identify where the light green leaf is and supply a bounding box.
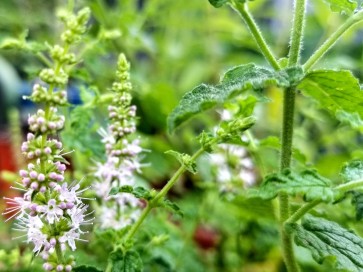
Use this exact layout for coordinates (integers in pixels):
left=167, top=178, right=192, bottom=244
left=288, top=216, right=363, bottom=271
left=249, top=169, right=336, bottom=202
left=161, top=199, right=183, bottom=217
left=341, top=160, right=363, bottom=182
left=322, top=0, right=357, bottom=15
left=336, top=110, right=363, bottom=129
left=167, top=64, right=297, bottom=132
left=165, top=150, right=197, bottom=174
left=298, top=70, right=363, bottom=128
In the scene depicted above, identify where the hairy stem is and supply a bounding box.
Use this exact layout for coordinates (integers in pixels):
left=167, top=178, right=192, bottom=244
left=304, top=10, right=363, bottom=71
left=123, top=148, right=205, bottom=242
left=285, top=199, right=321, bottom=224
left=231, top=2, right=281, bottom=70
left=279, top=88, right=300, bottom=272
left=288, top=0, right=306, bottom=66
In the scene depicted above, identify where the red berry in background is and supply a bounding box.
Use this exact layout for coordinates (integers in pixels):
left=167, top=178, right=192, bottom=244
left=193, top=224, right=220, bottom=250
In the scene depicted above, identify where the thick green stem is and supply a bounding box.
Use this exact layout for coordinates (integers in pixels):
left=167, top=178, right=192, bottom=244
left=279, top=87, right=300, bottom=272
left=231, top=2, right=281, bottom=70
left=123, top=148, right=205, bottom=242
left=288, top=0, right=306, bottom=66
left=304, top=10, right=363, bottom=71
left=285, top=199, right=321, bottom=224
left=55, top=243, right=65, bottom=264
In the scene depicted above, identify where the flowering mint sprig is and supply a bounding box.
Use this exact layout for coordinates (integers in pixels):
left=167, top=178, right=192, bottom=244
left=93, top=54, right=142, bottom=229
left=3, top=7, right=92, bottom=272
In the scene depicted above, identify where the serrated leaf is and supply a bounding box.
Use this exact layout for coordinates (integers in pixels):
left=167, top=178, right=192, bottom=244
left=161, top=199, right=183, bottom=216
left=250, top=169, right=336, bottom=202
left=289, top=216, right=363, bottom=271
left=73, top=265, right=102, bottom=272
left=322, top=0, right=357, bottom=15
left=165, top=150, right=197, bottom=174
left=298, top=70, right=363, bottom=128
left=110, top=250, right=143, bottom=272
left=110, top=186, right=152, bottom=200
left=341, top=160, right=363, bottom=182
left=167, top=64, right=295, bottom=133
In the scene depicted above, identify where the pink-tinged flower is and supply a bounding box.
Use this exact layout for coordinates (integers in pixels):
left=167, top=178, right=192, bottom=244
left=59, top=229, right=80, bottom=251
left=3, top=197, right=31, bottom=221
left=44, top=199, right=63, bottom=224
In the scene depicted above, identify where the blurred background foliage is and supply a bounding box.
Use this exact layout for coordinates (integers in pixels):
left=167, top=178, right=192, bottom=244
left=0, top=0, right=363, bottom=271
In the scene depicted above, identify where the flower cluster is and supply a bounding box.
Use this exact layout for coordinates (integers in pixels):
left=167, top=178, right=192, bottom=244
left=4, top=7, right=92, bottom=272
left=209, top=110, right=256, bottom=192
left=93, top=54, right=142, bottom=230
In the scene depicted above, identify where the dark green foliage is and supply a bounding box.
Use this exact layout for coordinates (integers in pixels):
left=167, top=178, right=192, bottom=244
left=288, top=216, right=363, bottom=271
left=167, top=64, right=294, bottom=132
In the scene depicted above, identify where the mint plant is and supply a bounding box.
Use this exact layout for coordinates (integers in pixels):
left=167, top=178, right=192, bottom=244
left=167, top=0, right=363, bottom=271
left=3, top=6, right=93, bottom=272
left=2, top=0, right=363, bottom=271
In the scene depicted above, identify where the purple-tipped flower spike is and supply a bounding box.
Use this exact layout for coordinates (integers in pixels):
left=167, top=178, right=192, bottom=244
left=93, top=54, right=142, bottom=230
left=4, top=6, right=91, bottom=272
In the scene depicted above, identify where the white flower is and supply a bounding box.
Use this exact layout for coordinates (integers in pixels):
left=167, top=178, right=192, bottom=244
left=59, top=229, right=79, bottom=251
left=67, top=204, right=93, bottom=229
left=44, top=199, right=63, bottom=224
left=3, top=196, right=30, bottom=221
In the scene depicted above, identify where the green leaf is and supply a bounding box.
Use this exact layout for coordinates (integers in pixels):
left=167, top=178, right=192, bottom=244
left=165, top=150, right=197, bottom=174
left=322, top=0, right=357, bottom=15
left=110, top=250, right=143, bottom=272
left=288, top=216, right=363, bottom=271
left=336, top=110, right=363, bottom=129
left=73, top=265, right=102, bottom=272
left=160, top=199, right=184, bottom=217
left=110, top=186, right=153, bottom=200
left=351, top=192, right=363, bottom=220
left=298, top=70, right=363, bottom=128
left=167, top=64, right=295, bottom=133
left=341, top=160, right=363, bottom=182
left=208, top=0, right=230, bottom=7
left=250, top=169, right=336, bottom=202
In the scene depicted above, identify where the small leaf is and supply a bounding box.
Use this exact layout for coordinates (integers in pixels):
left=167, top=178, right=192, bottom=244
left=110, top=250, right=143, bottom=272
left=208, top=0, right=230, bottom=7
left=160, top=199, right=184, bottom=216
left=73, top=265, right=102, bottom=272
left=250, top=169, right=336, bottom=202
left=341, top=160, right=363, bottom=182
left=298, top=70, right=363, bottom=128
left=289, top=216, right=363, bottom=271
left=165, top=150, right=197, bottom=174
left=336, top=110, right=363, bottom=129
left=168, top=64, right=294, bottom=133
left=109, top=186, right=152, bottom=200
left=322, top=0, right=357, bottom=15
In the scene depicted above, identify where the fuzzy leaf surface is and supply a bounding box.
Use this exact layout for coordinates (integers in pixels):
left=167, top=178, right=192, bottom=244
left=167, top=64, right=294, bottom=132
left=341, top=160, right=363, bottom=182
left=322, top=0, right=357, bottom=15
left=250, top=169, right=336, bottom=202
left=298, top=70, right=363, bottom=126
left=111, top=250, right=143, bottom=272
left=289, top=216, right=363, bottom=271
